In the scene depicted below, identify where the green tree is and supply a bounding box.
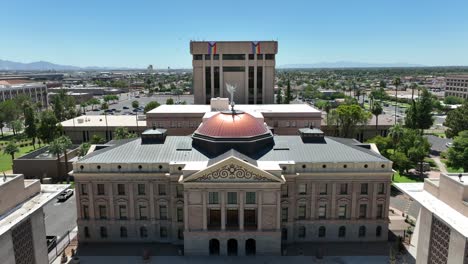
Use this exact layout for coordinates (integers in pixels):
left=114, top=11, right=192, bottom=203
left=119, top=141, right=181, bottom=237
left=114, top=127, right=136, bottom=140
left=410, top=83, right=418, bottom=101
left=10, top=120, right=24, bottom=135
left=444, top=102, right=468, bottom=138
left=284, top=78, right=294, bottom=104
left=24, top=105, right=38, bottom=149
left=388, top=123, right=404, bottom=147
left=101, top=103, right=109, bottom=140
left=405, top=88, right=434, bottom=133
left=38, top=111, right=60, bottom=144
left=0, top=100, right=21, bottom=133
left=49, top=138, right=65, bottom=181
left=58, top=136, right=73, bottom=183
left=144, top=101, right=161, bottom=114
left=327, top=104, right=371, bottom=138
left=90, top=134, right=105, bottom=144
left=166, top=98, right=174, bottom=105
left=50, top=90, right=77, bottom=121
left=390, top=151, right=411, bottom=174
left=443, top=96, right=464, bottom=105
left=87, top=98, right=100, bottom=110
left=78, top=143, right=91, bottom=156
left=446, top=130, right=468, bottom=172
left=132, top=100, right=139, bottom=109
left=371, top=102, right=383, bottom=135
left=4, top=141, right=19, bottom=161
left=393, top=77, right=401, bottom=124
left=367, top=135, right=392, bottom=157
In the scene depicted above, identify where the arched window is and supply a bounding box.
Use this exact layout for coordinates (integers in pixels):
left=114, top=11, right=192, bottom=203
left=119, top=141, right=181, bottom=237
left=318, top=226, right=326, bottom=237
left=376, top=226, right=382, bottom=237
left=140, top=226, right=148, bottom=238
left=298, top=226, right=306, bottom=238
left=338, top=226, right=346, bottom=237
left=359, top=226, right=366, bottom=237
left=120, top=227, right=127, bottom=238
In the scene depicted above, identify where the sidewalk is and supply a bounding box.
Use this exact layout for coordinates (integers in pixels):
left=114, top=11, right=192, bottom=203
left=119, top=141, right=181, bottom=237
left=52, top=226, right=78, bottom=264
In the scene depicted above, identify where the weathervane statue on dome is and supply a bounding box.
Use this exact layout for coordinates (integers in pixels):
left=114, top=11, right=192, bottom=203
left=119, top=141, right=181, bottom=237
left=226, top=83, right=236, bottom=112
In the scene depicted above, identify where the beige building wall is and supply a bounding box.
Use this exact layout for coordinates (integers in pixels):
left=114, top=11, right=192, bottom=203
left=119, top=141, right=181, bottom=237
left=445, top=75, right=468, bottom=99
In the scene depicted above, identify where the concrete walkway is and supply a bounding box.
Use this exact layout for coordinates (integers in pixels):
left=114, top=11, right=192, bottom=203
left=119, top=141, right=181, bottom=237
left=431, top=155, right=447, bottom=174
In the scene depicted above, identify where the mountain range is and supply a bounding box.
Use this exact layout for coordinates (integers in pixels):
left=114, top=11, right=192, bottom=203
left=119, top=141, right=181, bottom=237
left=0, top=59, right=137, bottom=71
left=279, top=61, right=426, bottom=68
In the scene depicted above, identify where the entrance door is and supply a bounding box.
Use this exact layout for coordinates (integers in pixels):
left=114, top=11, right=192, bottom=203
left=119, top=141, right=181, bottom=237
left=209, top=239, right=220, bottom=255
left=227, top=239, right=238, bottom=256
left=245, top=239, right=256, bottom=256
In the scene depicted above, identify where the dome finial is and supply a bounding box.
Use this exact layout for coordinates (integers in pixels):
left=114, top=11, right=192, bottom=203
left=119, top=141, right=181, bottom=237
left=226, top=83, right=237, bottom=112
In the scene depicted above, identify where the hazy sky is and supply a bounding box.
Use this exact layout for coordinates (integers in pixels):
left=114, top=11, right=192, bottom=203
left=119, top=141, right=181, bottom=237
left=2, top=0, right=468, bottom=68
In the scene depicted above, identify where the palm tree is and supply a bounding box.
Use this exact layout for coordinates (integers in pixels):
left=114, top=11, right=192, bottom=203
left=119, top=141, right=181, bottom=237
left=49, top=138, right=64, bottom=182
left=410, top=83, right=418, bottom=101
left=101, top=102, right=109, bottom=141
left=4, top=141, right=19, bottom=161
left=392, top=77, right=401, bottom=124
left=388, top=123, right=404, bottom=148
left=371, top=102, right=383, bottom=136
left=59, top=136, right=73, bottom=183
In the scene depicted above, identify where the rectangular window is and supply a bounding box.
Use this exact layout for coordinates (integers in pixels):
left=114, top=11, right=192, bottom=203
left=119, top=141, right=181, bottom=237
left=377, top=204, right=384, bottom=219
left=298, top=205, right=306, bottom=220
left=256, top=54, right=263, bottom=60
left=84, top=227, right=90, bottom=238
left=214, top=66, right=220, bottom=97
left=204, top=54, right=211, bottom=60
left=339, top=183, right=348, bottom=195
left=378, top=183, right=385, bottom=194
left=223, top=66, right=245, bottom=72
left=359, top=204, right=367, bottom=218
left=319, top=184, right=328, bottom=195
left=82, top=205, right=89, bottom=219
left=209, top=192, right=219, bottom=204
left=100, top=227, right=107, bottom=238
left=177, top=207, right=183, bottom=222
left=117, top=184, right=125, bottom=195
left=81, top=184, right=88, bottom=195
left=159, top=205, right=167, bottom=220
left=213, top=54, right=219, bottom=60
left=338, top=205, right=347, bottom=219
left=193, top=54, right=202, bottom=60
left=248, top=66, right=254, bottom=104
left=160, top=227, right=167, bottom=238
left=139, top=205, right=148, bottom=220
left=265, top=54, right=275, bottom=60
left=176, top=185, right=183, bottom=198
left=137, top=184, right=146, bottom=195
left=222, top=54, right=245, bottom=60
left=205, top=66, right=211, bottom=104
left=208, top=209, right=221, bottom=228
left=119, top=205, right=127, bottom=220
left=361, top=183, right=368, bottom=195
left=178, top=229, right=184, bottom=239
left=281, top=185, right=288, bottom=197
left=99, top=205, right=107, bottom=220
left=256, top=66, right=263, bottom=104
left=246, top=192, right=256, bottom=204
left=244, top=209, right=257, bottom=228
left=226, top=209, right=239, bottom=228
left=298, top=184, right=307, bottom=195
left=158, top=184, right=166, bottom=195
left=281, top=207, right=288, bottom=222
left=97, top=184, right=105, bottom=195
left=227, top=192, right=237, bottom=204
left=248, top=54, right=255, bottom=60
left=318, top=205, right=327, bottom=219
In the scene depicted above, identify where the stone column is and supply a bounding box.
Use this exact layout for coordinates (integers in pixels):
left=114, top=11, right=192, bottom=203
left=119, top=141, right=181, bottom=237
left=88, top=183, right=95, bottom=219
left=239, top=191, right=244, bottom=231
left=108, top=183, right=115, bottom=220
left=184, top=192, right=189, bottom=231
left=351, top=183, right=357, bottom=220
left=202, top=191, right=207, bottom=230
left=128, top=183, right=135, bottom=219
left=371, top=183, right=378, bottom=218
left=149, top=182, right=155, bottom=220
left=254, top=56, right=258, bottom=104
left=220, top=57, right=224, bottom=97
left=384, top=183, right=391, bottom=218
left=331, top=183, right=336, bottom=219
left=221, top=191, right=226, bottom=230
left=310, top=183, right=315, bottom=220
left=276, top=190, right=281, bottom=230
left=257, top=191, right=262, bottom=231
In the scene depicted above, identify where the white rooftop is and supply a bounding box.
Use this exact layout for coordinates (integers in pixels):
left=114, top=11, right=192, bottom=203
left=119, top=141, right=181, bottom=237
left=395, top=183, right=468, bottom=238
left=61, top=115, right=146, bottom=127
left=148, top=103, right=321, bottom=114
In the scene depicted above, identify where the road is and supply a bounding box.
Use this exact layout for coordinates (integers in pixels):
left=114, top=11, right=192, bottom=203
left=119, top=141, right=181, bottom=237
left=43, top=192, right=77, bottom=239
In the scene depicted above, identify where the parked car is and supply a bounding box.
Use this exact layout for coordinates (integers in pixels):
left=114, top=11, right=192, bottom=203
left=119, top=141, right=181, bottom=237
left=57, top=189, right=74, bottom=202
left=123, top=106, right=129, bottom=109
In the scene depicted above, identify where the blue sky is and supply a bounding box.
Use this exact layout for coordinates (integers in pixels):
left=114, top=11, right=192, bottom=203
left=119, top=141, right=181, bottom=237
left=2, top=0, right=468, bottom=68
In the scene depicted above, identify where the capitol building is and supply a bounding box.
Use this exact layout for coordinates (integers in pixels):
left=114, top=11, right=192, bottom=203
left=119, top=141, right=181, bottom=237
left=72, top=100, right=393, bottom=256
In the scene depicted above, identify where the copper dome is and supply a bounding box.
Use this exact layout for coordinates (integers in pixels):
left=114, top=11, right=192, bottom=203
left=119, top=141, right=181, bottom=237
left=195, top=112, right=270, bottom=138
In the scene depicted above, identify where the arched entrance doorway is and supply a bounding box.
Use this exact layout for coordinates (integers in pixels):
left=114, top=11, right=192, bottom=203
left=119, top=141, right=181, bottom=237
left=245, top=239, right=256, bottom=256
left=209, top=239, right=220, bottom=255
left=227, top=239, right=238, bottom=256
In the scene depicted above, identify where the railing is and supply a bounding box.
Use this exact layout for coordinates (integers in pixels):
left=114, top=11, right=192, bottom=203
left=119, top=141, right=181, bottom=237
left=48, top=230, right=71, bottom=263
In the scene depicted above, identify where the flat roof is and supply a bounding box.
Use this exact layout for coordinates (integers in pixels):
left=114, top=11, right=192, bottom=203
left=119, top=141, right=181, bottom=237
left=61, top=115, right=146, bottom=128
left=148, top=103, right=321, bottom=114
left=0, top=184, right=68, bottom=237
left=394, top=183, right=468, bottom=238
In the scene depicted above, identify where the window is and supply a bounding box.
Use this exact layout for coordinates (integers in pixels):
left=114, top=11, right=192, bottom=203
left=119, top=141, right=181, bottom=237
left=205, top=66, right=211, bottom=104
left=140, top=227, right=148, bottom=238
left=178, top=229, right=184, bottom=239
left=377, top=204, right=384, bottom=219
left=281, top=185, right=288, bottom=197
left=120, top=227, right=127, bottom=238
left=256, top=54, right=264, bottom=60
left=360, top=183, right=368, bottom=195
left=319, top=184, right=328, bottom=195
left=226, top=209, right=239, bottom=228
left=244, top=209, right=256, bottom=228
left=281, top=228, right=288, bottom=240
left=359, top=204, right=367, bottom=219
left=338, top=226, right=346, bottom=237
left=158, top=184, right=166, bottom=195
left=209, top=209, right=221, bottom=228
left=257, top=66, right=263, bottom=104
left=97, top=184, right=105, bottom=195
left=298, top=205, right=306, bottom=220
left=248, top=54, right=255, bottom=60
left=193, top=54, right=202, bottom=60
left=359, top=226, right=366, bottom=237
left=213, top=54, right=219, bottom=60
left=119, top=205, right=127, bottom=220
left=227, top=192, right=237, bottom=204
left=318, top=205, right=327, bottom=219
left=117, top=184, right=125, bottom=195
left=208, top=192, right=219, bottom=204
left=281, top=207, right=288, bottom=222
left=82, top=205, right=89, bottom=219
left=338, top=205, right=347, bottom=219
left=222, top=54, right=245, bottom=60
left=138, top=184, right=146, bottom=195
left=376, top=226, right=382, bottom=237
left=99, top=205, right=107, bottom=219
left=298, top=226, right=306, bottom=238
left=159, top=205, right=167, bottom=220
left=204, top=54, right=211, bottom=60
left=339, top=183, right=348, bottom=195
left=223, top=66, right=245, bottom=72
left=245, top=192, right=256, bottom=204
left=176, top=185, right=183, bottom=198
left=81, top=184, right=88, bottom=195
left=160, top=227, right=168, bottom=238
left=378, top=183, right=385, bottom=194
left=214, top=66, right=220, bottom=97
left=265, top=54, right=275, bottom=60
left=139, top=205, right=148, bottom=220
left=100, top=227, right=107, bottom=238
left=177, top=207, right=183, bottom=222
left=318, top=226, right=326, bottom=237
left=84, top=226, right=90, bottom=238
left=248, top=66, right=254, bottom=103
left=298, top=184, right=307, bottom=195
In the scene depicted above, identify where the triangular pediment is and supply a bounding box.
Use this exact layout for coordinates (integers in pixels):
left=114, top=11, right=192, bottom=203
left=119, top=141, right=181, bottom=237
left=182, top=156, right=283, bottom=183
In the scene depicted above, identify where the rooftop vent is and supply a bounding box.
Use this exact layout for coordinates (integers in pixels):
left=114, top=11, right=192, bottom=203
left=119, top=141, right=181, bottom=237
left=298, top=128, right=325, bottom=143
left=141, top=128, right=167, bottom=144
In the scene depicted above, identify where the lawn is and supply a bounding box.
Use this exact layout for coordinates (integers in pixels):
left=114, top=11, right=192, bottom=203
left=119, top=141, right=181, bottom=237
left=392, top=171, right=425, bottom=183
left=0, top=144, right=37, bottom=172
left=441, top=159, right=464, bottom=173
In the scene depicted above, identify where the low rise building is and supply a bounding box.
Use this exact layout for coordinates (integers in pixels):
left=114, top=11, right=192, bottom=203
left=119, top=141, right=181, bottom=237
left=0, top=174, right=67, bottom=264
left=445, top=75, right=468, bottom=99
left=0, top=81, right=48, bottom=106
